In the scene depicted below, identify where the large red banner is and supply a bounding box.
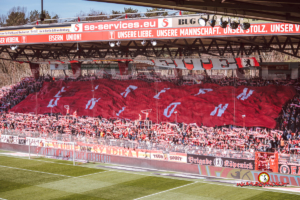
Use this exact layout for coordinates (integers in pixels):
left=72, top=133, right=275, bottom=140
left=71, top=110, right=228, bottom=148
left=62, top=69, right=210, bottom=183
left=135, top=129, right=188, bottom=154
left=1, top=23, right=300, bottom=45
left=11, top=80, right=295, bottom=128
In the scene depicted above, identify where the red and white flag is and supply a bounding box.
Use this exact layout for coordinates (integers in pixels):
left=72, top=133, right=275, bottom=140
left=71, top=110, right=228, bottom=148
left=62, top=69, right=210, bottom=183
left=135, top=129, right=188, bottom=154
left=236, top=57, right=260, bottom=68
left=73, top=111, right=77, bottom=118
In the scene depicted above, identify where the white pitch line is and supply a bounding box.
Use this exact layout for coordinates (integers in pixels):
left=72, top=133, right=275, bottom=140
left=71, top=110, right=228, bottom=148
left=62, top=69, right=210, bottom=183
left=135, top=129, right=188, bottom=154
left=0, top=198, right=7, bottom=200
left=76, top=170, right=111, bottom=178
left=134, top=182, right=197, bottom=200
left=0, top=165, right=72, bottom=178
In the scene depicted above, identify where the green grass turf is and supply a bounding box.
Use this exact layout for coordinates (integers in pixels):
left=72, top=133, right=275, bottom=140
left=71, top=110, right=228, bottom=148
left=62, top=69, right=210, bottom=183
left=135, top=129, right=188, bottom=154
left=0, top=154, right=299, bottom=200
left=0, top=156, right=104, bottom=176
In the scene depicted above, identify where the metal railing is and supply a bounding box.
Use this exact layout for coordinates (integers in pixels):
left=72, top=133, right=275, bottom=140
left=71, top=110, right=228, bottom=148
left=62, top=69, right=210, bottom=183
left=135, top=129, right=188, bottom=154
left=0, top=129, right=254, bottom=159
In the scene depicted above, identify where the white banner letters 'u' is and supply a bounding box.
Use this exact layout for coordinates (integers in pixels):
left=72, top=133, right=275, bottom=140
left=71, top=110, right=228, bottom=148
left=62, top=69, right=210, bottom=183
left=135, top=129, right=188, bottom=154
left=121, top=85, right=138, bottom=98
left=85, top=98, right=101, bottom=110
left=164, top=102, right=181, bottom=118
left=237, top=88, right=254, bottom=100
left=47, top=87, right=66, bottom=108
left=210, top=104, right=229, bottom=117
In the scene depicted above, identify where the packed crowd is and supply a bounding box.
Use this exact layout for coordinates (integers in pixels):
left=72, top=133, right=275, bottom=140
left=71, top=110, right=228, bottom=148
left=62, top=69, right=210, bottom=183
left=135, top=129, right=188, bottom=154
left=0, top=77, right=43, bottom=112
left=0, top=111, right=300, bottom=155
left=0, top=75, right=300, bottom=156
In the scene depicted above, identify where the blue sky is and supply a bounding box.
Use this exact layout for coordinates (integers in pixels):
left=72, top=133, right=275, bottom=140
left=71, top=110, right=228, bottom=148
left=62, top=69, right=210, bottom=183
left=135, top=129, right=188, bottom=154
left=0, top=0, right=150, bottom=18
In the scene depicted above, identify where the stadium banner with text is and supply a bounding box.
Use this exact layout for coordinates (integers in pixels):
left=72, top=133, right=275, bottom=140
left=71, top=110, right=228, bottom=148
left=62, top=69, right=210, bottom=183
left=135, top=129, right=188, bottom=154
left=279, top=163, right=300, bottom=175
left=135, top=57, right=259, bottom=70
left=1, top=20, right=300, bottom=45
left=187, top=154, right=255, bottom=170
left=0, top=135, right=18, bottom=144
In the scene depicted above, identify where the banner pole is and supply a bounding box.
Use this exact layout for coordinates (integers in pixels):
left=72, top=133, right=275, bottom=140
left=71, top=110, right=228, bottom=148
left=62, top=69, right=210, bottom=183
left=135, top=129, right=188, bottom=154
left=29, top=141, right=31, bottom=159
left=73, top=142, right=75, bottom=166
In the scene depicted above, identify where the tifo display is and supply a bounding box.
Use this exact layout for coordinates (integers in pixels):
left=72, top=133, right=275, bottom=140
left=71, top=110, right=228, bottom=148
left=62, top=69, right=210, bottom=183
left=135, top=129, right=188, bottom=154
left=9, top=79, right=295, bottom=128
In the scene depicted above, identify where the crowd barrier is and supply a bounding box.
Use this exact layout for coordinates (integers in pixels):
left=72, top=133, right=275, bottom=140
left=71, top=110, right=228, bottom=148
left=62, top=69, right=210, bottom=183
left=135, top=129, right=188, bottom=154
left=2, top=134, right=300, bottom=173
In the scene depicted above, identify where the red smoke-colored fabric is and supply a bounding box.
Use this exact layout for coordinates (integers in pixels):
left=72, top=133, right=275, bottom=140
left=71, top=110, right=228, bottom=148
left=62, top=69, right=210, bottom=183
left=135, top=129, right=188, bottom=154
left=11, top=80, right=295, bottom=128
left=118, top=62, right=129, bottom=75
left=70, top=63, right=81, bottom=77
left=29, top=63, right=40, bottom=80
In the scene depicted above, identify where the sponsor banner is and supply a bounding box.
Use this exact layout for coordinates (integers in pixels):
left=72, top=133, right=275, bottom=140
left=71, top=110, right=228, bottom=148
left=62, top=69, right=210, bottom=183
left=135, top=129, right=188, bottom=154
left=135, top=57, right=259, bottom=70
left=0, top=26, right=72, bottom=36
left=150, top=151, right=169, bottom=161
left=279, top=163, right=300, bottom=175
left=18, top=138, right=26, bottom=145
left=168, top=152, right=187, bottom=163
left=18, top=140, right=187, bottom=163
left=25, top=137, right=45, bottom=146
left=0, top=135, right=18, bottom=144
left=1, top=22, right=300, bottom=45
left=187, top=154, right=255, bottom=170
left=80, top=19, right=158, bottom=32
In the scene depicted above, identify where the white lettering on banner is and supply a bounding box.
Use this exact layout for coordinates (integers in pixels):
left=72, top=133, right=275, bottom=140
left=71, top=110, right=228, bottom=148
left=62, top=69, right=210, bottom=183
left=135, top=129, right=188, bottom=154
left=47, top=87, right=66, bottom=108
left=157, top=29, right=178, bottom=37
left=210, top=104, right=228, bottom=117
left=85, top=98, right=101, bottom=110
left=49, top=35, right=63, bottom=41
left=164, top=102, right=181, bottom=118
left=237, top=88, right=254, bottom=100
left=194, top=88, right=213, bottom=96
left=136, top=57, right=258, bottom=70
left=83, top=20, right=155, bottom=31
left=154, top=88, right=170, bottom=99
left=5, top=37, right=19, bottom=43
left=47, top=98, right=60, bottom=108
left=117, top=30, right=153, bottom=39
left=120, top=85, right=138, bottom=98
left=116, top=107, right=126, bottom=116
left=66, top=34, right=82, bottom=41
left=92, top=85, right=99, bottom=92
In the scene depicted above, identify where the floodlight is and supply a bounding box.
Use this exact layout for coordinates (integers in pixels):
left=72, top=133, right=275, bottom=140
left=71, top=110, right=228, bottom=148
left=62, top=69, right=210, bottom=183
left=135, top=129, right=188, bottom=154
left=229, top=18, right=239, bottom=29
left=219, top=17, right=228, bottom=28
left=151, top=40, right=157, bottom=46
left=209, top=15, right=217, bottom=28
left=116, top=41, right=121, bottom=47
left=10, top=45, right=18, bottom=50
left=198, top=15, right=209, bottom=26
left=109, top=42, right=115, bottom=47
left=141, top=40, right=146, bottom=46
left=240, top=22, right=251, bottom=30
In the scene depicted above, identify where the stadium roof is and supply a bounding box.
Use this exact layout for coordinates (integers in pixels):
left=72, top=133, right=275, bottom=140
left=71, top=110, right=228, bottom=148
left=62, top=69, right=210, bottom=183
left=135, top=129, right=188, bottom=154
left=88, top=0, right=300, bottom=24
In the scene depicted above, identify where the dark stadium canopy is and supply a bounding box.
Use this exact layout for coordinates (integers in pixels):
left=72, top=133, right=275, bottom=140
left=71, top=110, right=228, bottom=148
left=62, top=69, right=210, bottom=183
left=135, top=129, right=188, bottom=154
left=88, top=0, right=300, bottom=24
left=2, top=35, right=300, bottom=63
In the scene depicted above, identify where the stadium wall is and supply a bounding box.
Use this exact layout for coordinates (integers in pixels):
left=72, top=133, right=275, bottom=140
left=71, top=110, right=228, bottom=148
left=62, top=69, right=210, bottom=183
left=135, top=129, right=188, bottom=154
left=1, top=142, right=300, bottom=186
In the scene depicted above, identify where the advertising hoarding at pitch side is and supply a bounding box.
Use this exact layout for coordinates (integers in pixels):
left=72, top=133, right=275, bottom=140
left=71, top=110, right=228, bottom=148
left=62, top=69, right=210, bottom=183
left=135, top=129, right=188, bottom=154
left=187, top=154, right=255, bottom=170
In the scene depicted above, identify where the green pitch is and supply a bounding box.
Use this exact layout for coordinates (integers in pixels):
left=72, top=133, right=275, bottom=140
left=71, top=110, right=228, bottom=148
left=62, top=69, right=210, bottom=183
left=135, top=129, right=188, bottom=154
left=0, top=153, right=299, bottom=200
